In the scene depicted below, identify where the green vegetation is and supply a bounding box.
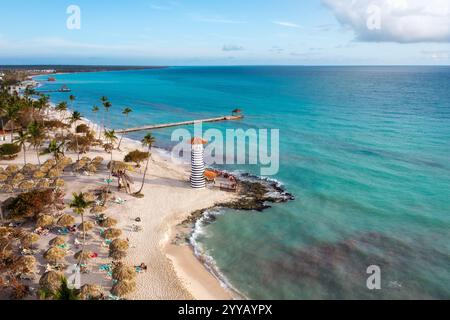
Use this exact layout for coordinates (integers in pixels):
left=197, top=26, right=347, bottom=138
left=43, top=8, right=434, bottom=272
left=124, top=149, right=149, bottom=167
left=0, top=143, right=21, bottom=159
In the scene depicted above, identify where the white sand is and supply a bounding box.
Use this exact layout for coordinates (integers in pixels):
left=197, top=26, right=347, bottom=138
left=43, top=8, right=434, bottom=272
left=0, top=113, right=236, bottom=300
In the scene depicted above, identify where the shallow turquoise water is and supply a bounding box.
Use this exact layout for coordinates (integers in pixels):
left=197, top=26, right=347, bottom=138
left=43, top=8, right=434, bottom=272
left=36, top=66, right=450, bottom=299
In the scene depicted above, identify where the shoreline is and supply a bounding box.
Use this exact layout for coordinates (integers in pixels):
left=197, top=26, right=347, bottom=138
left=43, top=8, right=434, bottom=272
left=3, top=78, right=294, bottom=300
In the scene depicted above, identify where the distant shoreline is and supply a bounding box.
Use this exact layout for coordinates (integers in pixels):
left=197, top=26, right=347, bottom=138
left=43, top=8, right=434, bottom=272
left=0, top=65, right=168, bottom=74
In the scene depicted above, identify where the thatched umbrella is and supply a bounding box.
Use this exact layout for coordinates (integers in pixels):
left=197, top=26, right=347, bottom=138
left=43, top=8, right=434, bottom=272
left=53, top=178, right=65, bottom=188
left=78, top=221, right=94, bottom=232
left=5, top=165, right=19, bottom=175
left=84, top=192, right=96, bottom=203
left=47, top=169, right=62, bottom=179
left=103, top=228, right=122, bottom=239
left=33, top=170, right=46, bottom=179
left=12, top=173, right=25, bottom=183
left=39, top=165, right=51, bottom=174
left=44, top=247, right=66, bottom=264
left=90, top=206, right=106, bottom=214
left=21, top=164, right=38, bottom=175
left=36, top=214, right=54, bottom=228
left=92, top=156, right=104, bottom=164
left=86, top=164, right=97, bottom=173
left=74, top=250, right=92, bottom=261
left=0, top=227, right=13, bottom=237
left=0, top=184, right=13, bottom=193
left=57, top=214, right=75, bottom=227
left=49, top=236, right=66, bottom=246
left=13, top=255, right=36, bottom=274
left=36, top=179, right=51, bottom=189
left=39, top=271, right=63, bottom=293
left=20, top=233, right=40, bottom=249
left=109, top=239, right=129, bottom=252
left=60, top=157, right=73, bottom=166
left=109, top=239, right=129, bottom=260
left=19, top=180, right=35, bottom=191
left=80, top=284, right=103, bottom=300
left=111, top=280, right=136, bottom=297
left=100, top=217, right=117, bottom=228
left=112, top=263, right=136, bottom=281
left=43, top=159, right=56, bottom=167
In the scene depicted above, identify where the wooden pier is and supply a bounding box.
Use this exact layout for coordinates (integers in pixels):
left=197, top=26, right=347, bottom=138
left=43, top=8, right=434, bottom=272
left=116, top=115, right=243, bottom=134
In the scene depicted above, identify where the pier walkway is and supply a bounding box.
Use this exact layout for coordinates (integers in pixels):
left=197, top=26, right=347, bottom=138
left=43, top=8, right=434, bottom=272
left=116, top=115, right=243, bottom=134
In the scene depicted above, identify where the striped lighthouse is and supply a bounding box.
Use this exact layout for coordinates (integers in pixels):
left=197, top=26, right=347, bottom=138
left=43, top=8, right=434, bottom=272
left=189, top=137, right=208, bottom=189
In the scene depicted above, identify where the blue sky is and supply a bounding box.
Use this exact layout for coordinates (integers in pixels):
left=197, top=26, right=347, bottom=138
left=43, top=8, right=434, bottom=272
left=0, top=0, right=449, bottom=65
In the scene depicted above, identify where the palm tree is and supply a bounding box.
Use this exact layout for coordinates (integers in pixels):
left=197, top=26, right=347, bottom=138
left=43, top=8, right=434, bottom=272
left=103, top=101, right=112, bottom=130
left=69, top=192, right=91, bottom=266
left=135, top=133, right=155, bottom=196
left=100, top=96, right=108, bottom=138
left=38, top=277, right=80, bottom=300
left=69, top=111, right=82, bottom=161
left=117, top=107, right=132, bottom=150
left=104, top=130, right=118, bottom=194
left=69, top=95, right=76, bottom=108
left=36, top=94, right=50, bottom=123
left=14, top=130, right=29, bottom=165
left=55, top=101, right=68, bottom=119
left=42, top=139, right=65, bottom=163
left=27, top=121, right=45, bottom=165
left=92, top=105, right=100, bottom=135
left=5, top=104, right=19, bottom=141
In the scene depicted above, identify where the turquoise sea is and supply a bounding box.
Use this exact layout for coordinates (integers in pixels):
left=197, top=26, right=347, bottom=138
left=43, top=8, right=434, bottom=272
left=36, top=66, right=450, bottom=299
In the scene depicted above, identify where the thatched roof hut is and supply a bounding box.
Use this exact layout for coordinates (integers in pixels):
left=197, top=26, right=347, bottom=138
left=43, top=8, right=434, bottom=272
left=57, top=214, right=75, bottom=227
left=100, top=217, right=117, bottom=228
left=36, top=214, right=54, bottom=228
left=111, top=280, right=136, bottom=297
left=112, top=263, right=136, bottom=281
left=78, top=221, right=94, bottom=232
left=103, top=228, right=122, bottom=239
left=80, top=284, right=103, bottom=300
left=49, top=236, right=66, bottom=246
left=39, top=271, right=63, bottom=293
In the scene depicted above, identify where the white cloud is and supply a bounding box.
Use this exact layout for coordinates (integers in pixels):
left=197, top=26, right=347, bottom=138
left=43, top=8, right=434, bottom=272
left=322, top=0, right=450, bottom=43
left=272, top=21, right=301, bottom=28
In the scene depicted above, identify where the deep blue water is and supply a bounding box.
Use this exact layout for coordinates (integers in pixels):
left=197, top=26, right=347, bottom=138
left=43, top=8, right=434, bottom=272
left=36, top=66, right=450, bottom=299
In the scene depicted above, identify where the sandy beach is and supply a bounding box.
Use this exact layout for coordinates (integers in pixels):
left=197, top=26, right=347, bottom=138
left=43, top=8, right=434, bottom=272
left=0, top=107, right=236, bottom=300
